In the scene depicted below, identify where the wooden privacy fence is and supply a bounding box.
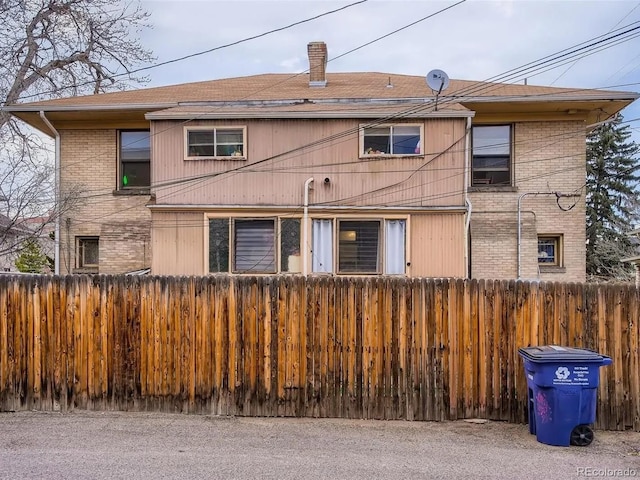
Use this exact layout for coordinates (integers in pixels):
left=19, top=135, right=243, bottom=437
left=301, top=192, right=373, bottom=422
left=0, top=275, right=638, bottom=431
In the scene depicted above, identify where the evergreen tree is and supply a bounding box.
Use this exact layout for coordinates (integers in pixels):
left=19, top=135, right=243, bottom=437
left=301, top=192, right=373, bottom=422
left=15, top=239, right=48, bottom=274
left=586, top=114, right=640, bottom=280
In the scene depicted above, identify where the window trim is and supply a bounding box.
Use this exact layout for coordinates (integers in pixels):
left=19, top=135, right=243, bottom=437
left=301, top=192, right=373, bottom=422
left=337, top=219, right=383, bottom=274
left=359, top=123, right=424, bottom=158
left=206, top=215, right=301, bottom=275
left=76, top=236, right=99, bottom=269
left=184, top=126, right=247, bottom=160
left=537, top=234, right=563, bottom=267
left=471, top=124, right=512, bottom=187
left=310, top=216, right=408, bottom=276
left=118, top=129, right=151, bottom=190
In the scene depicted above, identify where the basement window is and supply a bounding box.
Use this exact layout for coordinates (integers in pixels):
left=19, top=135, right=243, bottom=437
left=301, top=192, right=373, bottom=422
left=185, top=126, right=246, bottom=159
left=360, top=125, right=422, bottom=156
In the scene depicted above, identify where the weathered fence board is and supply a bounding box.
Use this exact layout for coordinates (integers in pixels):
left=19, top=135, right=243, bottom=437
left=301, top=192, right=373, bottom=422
left=0, top=274, right=638, bottom=431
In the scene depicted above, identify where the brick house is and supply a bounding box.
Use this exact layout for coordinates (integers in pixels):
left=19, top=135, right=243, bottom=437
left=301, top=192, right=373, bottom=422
left=4, top=42, right=637, bottom=281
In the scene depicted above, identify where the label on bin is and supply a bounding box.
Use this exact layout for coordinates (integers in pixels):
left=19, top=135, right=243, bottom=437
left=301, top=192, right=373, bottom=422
left=552, top=365, right=590, bottom=385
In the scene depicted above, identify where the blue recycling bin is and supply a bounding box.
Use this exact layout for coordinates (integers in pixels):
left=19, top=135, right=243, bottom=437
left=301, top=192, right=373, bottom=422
left=518, top=346, right=612, bottom=447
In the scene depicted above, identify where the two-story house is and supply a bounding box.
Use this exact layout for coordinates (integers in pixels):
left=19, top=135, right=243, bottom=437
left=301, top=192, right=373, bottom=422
left=4, top=42, right=637, bottom=281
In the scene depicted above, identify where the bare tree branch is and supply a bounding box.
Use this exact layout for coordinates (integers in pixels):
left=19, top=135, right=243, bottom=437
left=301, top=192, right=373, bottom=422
left=0, top=0, right=154, bottom=266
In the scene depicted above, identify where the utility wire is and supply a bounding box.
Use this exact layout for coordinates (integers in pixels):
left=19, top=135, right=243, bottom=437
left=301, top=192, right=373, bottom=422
left=40, top=0, right=472, bottom=186
left=6, top=0, right=369, bottom=104
left=29, top=17, right=640, bottom=226
left=550, top=2, right=640, bottom=85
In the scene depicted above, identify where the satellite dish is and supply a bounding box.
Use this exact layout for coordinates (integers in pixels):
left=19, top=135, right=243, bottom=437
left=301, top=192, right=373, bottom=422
left=426, top=69, right=450, bottom=93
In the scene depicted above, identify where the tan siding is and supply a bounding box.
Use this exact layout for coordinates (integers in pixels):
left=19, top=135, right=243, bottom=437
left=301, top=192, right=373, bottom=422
left=409, top=213, right=466, bottom=277
left=151, top=118, right=466, bottom=208
left=151, top=209, right=466, bottom=278
left=151, top=212, right=204, bottom=275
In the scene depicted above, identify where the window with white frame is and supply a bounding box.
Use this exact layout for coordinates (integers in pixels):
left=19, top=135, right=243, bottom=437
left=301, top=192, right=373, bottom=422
left=76, top=237, right=99, bottom=269
left=361, top=125, right=422, bottom=156
left=471, top=125, right=512, bottom=186
left=311, top=218, right=406, bottom=275
left=185, top=127, right=246, bottom=159
left=538, top=235, right=562, bottom=266
left=208, top=217, right=300, bottom=274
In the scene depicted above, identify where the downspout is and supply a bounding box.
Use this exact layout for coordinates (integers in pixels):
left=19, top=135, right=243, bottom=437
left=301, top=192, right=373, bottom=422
left=40, top=111, right=60, bottom=275
left=302, top=177, right=314, bottom=275
left=464, top=117, right=472, bottom=279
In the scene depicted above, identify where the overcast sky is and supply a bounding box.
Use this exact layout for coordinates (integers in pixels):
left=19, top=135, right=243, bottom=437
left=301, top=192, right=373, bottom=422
left=137, top=0, right=640, bottom=134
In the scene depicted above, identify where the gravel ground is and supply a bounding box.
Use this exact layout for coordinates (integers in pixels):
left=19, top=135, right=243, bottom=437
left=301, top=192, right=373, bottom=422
left=0, top=411, right=639, bottom=479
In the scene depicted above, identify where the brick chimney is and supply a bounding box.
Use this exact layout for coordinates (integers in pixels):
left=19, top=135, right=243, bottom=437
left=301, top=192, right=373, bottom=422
left=307, top=41, right=327, bottom=87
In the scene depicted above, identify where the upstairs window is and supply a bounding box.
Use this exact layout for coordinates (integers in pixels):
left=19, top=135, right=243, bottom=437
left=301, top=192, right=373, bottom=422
left=471, top=125, right=511, bottom=186
left=185, top=127, right=246, bottom=159
left=119, top=131, right=150, bottom=188
left=361, top=125, right=422, bottom=156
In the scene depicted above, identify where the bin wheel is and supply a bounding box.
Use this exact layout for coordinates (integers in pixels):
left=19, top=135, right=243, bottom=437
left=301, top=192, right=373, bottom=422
left=570, top=425, right=594, bottom=446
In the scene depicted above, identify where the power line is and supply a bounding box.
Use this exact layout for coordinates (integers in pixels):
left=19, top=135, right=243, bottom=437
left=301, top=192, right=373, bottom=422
left=26, top=17, right=640, bottom=228
left=39, top=1, right=474, bottom=190
left=549, top=2, right=640, bottom=85
left=6, top=0, right=370, bottom=104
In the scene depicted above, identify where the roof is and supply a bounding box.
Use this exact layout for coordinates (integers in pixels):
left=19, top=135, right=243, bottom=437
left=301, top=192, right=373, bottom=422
left=5, top=72, right=637, bottom=109
left=3, top=72, right=638, bottom=133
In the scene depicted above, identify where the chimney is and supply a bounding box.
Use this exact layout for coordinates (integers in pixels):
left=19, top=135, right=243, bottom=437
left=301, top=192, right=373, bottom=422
left=307, top=41, right=327, bottom=87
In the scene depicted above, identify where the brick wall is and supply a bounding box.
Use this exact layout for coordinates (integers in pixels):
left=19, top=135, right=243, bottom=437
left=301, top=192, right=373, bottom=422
left=58, top=129, right=151, bottom=274
left=470, top=120, right=586, bottom=282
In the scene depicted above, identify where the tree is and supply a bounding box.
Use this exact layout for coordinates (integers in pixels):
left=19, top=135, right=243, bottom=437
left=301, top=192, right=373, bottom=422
left=15, top=238, right=49, bottom=273
left=586, top=114, right=640, bottom=281
left=0, top=0, right=154, bottom=259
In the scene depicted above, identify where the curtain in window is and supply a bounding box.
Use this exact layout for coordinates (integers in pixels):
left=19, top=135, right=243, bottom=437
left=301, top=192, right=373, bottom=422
left=385, top=220, right=406, bottom=274
left=312, top=219, right=333, bottom=273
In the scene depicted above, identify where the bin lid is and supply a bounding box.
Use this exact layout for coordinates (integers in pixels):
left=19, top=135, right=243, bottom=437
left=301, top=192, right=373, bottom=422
left=518, top=345, right=609, bottom=363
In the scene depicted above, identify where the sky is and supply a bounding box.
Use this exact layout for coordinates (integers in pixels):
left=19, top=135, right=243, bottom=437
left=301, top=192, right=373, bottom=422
left=136, top=0, right=640, bottom=140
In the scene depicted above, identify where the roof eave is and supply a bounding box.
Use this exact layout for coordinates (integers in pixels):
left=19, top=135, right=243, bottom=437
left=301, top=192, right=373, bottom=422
left=458, top=92, right=640, bottom=103
left=1, top=103, right=178, bottom=112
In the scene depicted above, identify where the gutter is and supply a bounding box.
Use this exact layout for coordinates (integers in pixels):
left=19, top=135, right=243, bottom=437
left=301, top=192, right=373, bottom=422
left=39, top=111, right=60, bottom=275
